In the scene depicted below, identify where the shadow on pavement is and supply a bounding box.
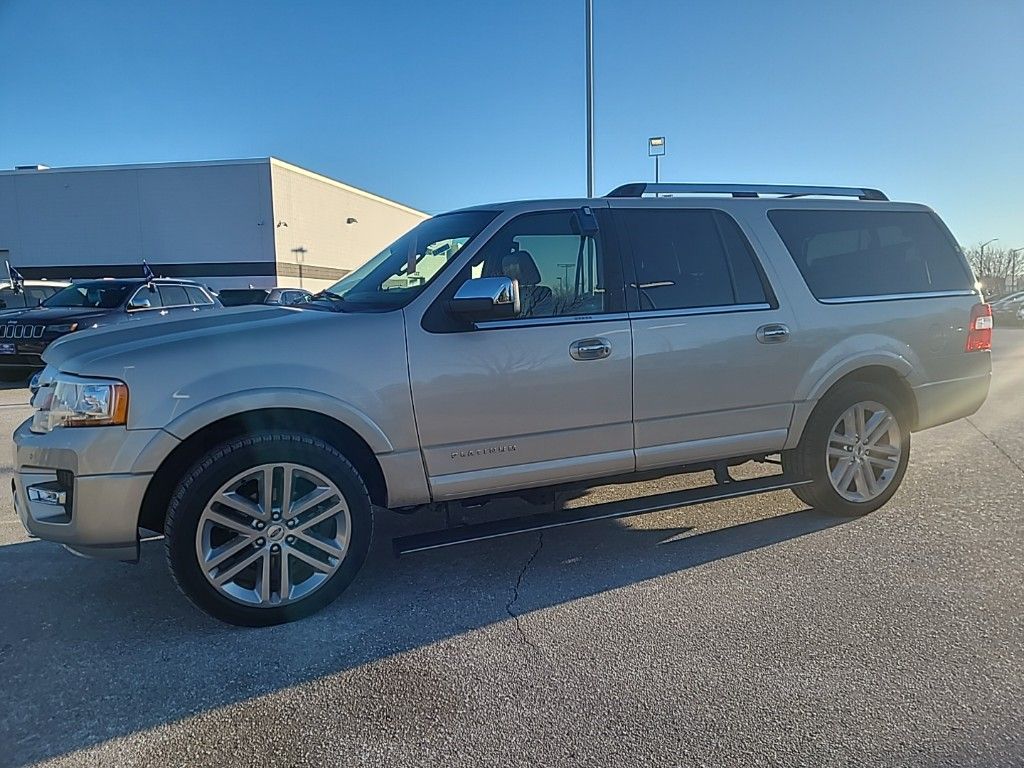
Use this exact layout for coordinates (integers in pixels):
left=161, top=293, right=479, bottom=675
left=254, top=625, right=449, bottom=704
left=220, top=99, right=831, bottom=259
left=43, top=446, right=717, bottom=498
left=0, top=500, right=849, bottom=766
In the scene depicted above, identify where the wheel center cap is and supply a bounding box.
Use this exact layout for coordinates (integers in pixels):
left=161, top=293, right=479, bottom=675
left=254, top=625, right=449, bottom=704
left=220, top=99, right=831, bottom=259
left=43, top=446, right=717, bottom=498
left=266, top=524, right=285, bottom=542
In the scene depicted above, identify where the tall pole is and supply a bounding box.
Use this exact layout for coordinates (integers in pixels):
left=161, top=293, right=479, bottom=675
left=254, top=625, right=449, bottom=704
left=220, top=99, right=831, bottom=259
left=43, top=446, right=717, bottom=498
left=979, top=237, right=998, bottom=278
left=1010, top=248, right=1024, bottom=293
left=655, top=155, right=660, bottom=183
left=585, top=0, right=594, bottom=197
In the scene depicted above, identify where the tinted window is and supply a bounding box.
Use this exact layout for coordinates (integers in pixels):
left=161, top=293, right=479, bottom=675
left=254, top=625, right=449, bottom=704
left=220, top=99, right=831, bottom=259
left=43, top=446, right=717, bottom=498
left=618, top=209, right=768, bottom=310
left=47, top=283, right=133, bottom=308
left=0, top=288, right=27, bottom=309
left=768, top=210, right=973, bottom=300
left=158, top=285, right=189, bottom=306
left=467, top=210, right=616, bottom=319
left=185, top=286, right=212, bottom=305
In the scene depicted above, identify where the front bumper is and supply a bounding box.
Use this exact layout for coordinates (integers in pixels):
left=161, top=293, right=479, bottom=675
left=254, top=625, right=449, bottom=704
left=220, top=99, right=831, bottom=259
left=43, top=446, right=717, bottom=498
left=12, top=418, right=174, bottom=561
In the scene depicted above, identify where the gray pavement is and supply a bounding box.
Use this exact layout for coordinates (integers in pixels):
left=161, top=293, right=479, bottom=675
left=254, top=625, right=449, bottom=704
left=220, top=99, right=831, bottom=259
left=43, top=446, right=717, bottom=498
left=1, top=332, right=1022, bottom=767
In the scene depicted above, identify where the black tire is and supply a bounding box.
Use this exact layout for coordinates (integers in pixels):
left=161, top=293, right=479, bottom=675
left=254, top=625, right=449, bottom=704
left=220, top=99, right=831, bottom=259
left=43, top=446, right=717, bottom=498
left=165, top=432, right=373, bottom=626
left=783, top=381, right=911, bottom=516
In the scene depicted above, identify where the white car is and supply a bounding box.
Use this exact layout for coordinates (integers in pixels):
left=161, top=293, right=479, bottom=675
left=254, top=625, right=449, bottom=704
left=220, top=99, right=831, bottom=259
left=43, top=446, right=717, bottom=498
left=0, top=279, right=70, bottom=311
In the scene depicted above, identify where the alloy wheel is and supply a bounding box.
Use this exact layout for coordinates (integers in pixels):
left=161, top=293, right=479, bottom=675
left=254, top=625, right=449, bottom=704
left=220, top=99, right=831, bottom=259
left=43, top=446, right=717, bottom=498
left=195, top=462, right=351, bottom=607
left=826, top=400, right=902, bottom=503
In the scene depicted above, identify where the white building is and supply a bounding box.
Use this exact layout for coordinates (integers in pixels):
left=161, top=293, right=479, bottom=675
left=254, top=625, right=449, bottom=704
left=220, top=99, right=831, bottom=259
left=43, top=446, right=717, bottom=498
left=0, top=158, right=428, bottom=291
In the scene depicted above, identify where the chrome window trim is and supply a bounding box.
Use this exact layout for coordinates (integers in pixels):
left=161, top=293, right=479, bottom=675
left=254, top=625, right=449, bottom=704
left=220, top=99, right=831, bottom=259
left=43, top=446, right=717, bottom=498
left=128, top=282, right=213, bottom=311
left=628, top=302, right=772, bottom=320
left=475, top=312, right=630, bottom=330
left=817, top=290, right=979, bottom=305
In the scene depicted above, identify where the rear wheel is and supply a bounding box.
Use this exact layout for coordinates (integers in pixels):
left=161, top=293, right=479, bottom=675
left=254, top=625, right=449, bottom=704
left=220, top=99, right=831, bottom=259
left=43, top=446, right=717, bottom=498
left=165, top=432, right=372, bottom=626
left=784, top=381, right=910, bottom=516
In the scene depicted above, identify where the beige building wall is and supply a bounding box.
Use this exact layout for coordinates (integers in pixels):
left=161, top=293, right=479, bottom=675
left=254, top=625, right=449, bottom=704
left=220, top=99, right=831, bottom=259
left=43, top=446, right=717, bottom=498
left=270, top=159, right=429, bottom=292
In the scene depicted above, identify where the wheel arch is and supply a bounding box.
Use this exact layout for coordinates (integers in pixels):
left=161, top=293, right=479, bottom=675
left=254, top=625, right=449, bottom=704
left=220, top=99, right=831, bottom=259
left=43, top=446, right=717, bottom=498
left=139, top=408, right=389, bottom=532
left=786, top=362, right=919, bottom=450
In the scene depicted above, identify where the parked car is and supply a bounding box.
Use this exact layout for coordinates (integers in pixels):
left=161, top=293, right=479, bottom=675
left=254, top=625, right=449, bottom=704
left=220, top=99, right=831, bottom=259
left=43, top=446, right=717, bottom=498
left=0, top=279, right=70, bottom=311
left=991, top=290, right=1024, bottom=325
left=14, top=183, right=991, bottom=625
left=217, top=287, right=313, bottom=307
left=0, top=277, right=219, bottom=376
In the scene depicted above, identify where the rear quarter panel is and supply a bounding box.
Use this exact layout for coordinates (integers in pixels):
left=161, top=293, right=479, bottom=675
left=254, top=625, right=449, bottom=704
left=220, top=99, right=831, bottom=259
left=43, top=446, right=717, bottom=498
left=733, top=200, right=991, bottom=445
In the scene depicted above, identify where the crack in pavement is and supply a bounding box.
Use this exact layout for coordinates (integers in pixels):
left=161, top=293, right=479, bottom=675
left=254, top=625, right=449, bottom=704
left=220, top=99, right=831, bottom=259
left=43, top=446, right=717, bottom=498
left=966, top=417, right=1024, bottom=475
left=506, top=531, right=544, bottom=653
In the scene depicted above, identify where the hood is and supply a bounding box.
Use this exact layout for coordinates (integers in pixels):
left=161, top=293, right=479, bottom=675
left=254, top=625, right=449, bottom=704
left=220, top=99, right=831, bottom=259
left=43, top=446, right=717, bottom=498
left=43, top=305, right=305, bottom=368
left=0, top=306, right=112, bottom=323
left=41, top=303, right=411, bottom=434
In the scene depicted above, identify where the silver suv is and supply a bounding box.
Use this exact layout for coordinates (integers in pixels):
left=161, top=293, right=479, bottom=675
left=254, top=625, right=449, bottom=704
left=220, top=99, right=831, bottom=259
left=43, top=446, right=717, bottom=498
left=13, top=183, right=992, bottom=625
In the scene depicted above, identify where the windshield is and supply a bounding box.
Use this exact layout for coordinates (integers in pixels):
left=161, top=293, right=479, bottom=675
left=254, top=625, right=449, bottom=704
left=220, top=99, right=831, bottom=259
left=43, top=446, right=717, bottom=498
left=314, top=210, right=497, bottom=311
left=43, top=283, right=132, bottom=309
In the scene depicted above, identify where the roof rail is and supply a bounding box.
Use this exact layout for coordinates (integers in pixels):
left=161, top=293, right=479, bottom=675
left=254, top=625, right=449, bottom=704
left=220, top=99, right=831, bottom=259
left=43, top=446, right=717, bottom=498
left=605, top=183, right=888, bottom=201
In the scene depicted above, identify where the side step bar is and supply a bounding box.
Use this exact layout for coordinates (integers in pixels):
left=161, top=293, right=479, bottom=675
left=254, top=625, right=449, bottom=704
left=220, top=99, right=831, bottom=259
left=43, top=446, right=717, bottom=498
left=393, top=474, right=812, bottom=556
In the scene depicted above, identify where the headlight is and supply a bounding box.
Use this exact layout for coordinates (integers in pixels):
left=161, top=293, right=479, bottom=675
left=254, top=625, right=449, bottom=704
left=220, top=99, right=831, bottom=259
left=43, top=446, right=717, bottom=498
left=47, top=322, right=79, bottom=334
left=31, top=373, right=129, bottom=433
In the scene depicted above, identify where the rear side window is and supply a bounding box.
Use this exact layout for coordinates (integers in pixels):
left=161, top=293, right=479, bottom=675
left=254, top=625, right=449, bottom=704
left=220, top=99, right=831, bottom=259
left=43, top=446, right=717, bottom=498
left=158, top=285, right=190, bottom=306
left=768, top=210, right=973, bottom=300
left=185, top=286, right=212, bottom=305
left=616, top=209, right=770, bottom=311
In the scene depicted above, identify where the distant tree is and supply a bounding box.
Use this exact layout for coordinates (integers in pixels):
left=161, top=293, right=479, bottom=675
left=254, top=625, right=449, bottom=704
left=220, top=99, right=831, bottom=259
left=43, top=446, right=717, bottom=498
left=962, top=242, right=1020, bottom=296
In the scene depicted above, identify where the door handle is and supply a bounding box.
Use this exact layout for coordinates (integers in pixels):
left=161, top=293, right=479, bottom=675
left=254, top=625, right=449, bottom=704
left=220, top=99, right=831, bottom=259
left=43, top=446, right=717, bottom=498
left=756, top=323, right=790, bottom=344
left=570, top=337, right=612, bottom=361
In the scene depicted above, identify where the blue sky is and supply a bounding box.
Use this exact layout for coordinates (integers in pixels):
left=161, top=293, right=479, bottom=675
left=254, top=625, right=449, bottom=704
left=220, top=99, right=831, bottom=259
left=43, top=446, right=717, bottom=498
left=1, top=0, right=1021, bottom=247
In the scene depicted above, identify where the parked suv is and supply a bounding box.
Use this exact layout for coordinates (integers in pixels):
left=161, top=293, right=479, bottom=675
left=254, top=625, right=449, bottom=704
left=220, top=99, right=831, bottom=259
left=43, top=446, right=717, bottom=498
left=13, top=183, right=992, bottom=625
left=0, top=277, right=219, bottom=375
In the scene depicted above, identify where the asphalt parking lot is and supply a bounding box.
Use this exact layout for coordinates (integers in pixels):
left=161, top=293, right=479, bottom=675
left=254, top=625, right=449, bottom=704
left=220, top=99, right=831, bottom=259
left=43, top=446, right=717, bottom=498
left=1, top=332, right=1022, bottom=768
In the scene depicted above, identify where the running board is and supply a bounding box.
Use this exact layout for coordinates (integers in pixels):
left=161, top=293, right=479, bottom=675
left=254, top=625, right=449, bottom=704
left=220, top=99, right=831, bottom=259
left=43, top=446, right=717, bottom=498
left=393, top=474, right=811, bottom=556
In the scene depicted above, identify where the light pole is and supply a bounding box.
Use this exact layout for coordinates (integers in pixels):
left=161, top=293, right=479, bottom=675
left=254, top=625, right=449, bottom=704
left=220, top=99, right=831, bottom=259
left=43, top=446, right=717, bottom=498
left=648, top=136, right=666, bottom=182
left=979, top=238, right=998, bottom=277
left=291, top=246, right=307, bottom=289
left=1010, top=247, right=1024, bottom=293
left=585, top=0, right=594, bottom=197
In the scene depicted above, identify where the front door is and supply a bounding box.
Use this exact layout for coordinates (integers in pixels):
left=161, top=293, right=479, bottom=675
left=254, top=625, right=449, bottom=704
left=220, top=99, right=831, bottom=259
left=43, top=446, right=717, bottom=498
left=406, top=207, right=634, bottom=501
left=613, top=205, right=801, bottom=471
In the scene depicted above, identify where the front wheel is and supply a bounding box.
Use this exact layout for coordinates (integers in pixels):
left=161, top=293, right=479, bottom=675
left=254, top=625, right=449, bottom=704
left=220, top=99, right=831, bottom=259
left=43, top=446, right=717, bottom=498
left=165, top=432, right=373, bottom=626
left=784, top=381, right=911, bottom=516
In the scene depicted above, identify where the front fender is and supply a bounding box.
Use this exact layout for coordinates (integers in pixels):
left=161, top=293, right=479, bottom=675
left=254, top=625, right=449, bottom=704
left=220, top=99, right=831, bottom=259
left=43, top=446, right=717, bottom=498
left=161, top=388, right=395, bottom=454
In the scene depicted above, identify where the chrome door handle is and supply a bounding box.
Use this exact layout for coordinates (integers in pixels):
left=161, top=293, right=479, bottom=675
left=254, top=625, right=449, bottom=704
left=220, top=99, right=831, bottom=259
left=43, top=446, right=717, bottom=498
left=756, top=323, right=790, bottom=344
left=570, top=337, right=612, bottom=361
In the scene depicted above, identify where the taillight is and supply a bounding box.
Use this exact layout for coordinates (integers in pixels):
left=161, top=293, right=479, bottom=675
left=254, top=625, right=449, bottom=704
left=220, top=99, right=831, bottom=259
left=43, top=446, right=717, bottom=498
left=965, top=303, right=992, bottom=352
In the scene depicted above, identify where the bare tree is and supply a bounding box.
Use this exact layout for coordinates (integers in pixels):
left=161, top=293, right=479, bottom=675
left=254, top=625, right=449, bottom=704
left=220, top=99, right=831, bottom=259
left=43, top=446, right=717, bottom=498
left=962, top=243, right=1020, bottom=294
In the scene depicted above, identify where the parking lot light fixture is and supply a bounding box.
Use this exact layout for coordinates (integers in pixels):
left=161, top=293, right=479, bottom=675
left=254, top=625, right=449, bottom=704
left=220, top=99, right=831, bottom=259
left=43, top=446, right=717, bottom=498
left=648, top=136, right=666, bottom=182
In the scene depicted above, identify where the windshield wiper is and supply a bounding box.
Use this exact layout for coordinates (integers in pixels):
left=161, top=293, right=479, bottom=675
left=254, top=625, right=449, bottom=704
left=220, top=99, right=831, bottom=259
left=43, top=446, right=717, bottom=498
left=312, top=289, right=345, bottom=301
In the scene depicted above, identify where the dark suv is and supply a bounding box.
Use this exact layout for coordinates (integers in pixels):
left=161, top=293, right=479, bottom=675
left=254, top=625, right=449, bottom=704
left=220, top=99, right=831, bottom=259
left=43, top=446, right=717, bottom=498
left=0, top=278, right=219, bottom=376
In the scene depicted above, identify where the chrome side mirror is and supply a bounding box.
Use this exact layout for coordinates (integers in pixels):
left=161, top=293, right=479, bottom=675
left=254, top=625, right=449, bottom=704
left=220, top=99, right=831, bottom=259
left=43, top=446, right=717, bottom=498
left=128, top=298, right=152, bottom=311
left=448, top=277, right=520, bottom=321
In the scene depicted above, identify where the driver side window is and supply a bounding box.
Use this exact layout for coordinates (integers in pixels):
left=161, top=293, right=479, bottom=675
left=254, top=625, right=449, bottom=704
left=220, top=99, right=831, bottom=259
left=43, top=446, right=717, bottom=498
left=464, top=210, right=619, bottom=319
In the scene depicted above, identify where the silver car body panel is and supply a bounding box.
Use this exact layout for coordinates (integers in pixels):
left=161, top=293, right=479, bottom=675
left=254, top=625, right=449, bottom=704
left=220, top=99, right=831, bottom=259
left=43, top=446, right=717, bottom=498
left=13, top=194, right=992, bottom=558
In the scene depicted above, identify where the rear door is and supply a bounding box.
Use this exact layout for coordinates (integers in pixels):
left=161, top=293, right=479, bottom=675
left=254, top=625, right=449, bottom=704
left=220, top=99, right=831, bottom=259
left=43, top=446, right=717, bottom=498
left=615, top=205, right=801, bottom=471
